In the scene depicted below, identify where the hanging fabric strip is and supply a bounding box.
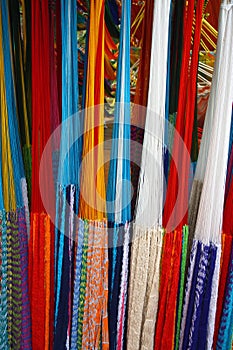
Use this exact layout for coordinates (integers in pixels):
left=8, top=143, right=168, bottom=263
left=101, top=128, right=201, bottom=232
left=163, top=0, right=205, bottom=232
left=155, top=1, right=205, bottom=349
left=107, top=0, right=131, bottom=225
left=77, top=0, right=109, bottom=348
left=54, top=1, right=80, bottom=348
left=127, top=1, right=171, bottom=349
left=106, top=0, right=131, bottom=348
left=197, top=6, right=233, bottom=348
left=79, top=0, right=106, bottom=220
left=29, top=0, right=54, bottom=348
left=188, top=0, right=228, bottom=240
left=180, top=3, right=233, bottom=349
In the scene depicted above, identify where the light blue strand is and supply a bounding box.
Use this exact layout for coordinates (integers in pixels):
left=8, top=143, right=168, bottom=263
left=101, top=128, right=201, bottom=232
left=55, top=0, right=84, bottom=337
left=110, top=224, right=120, bottom=297
left=106, top=0, right=124, bottom=223
left=107, top=0, right=131, bottom=224
left=106, top=2, right=131, bottom=348
left=54, top=187, right=66, bottom=326
left=58, top=0, right=80, bottom=186
left=122, top=0, right=131, bottom=223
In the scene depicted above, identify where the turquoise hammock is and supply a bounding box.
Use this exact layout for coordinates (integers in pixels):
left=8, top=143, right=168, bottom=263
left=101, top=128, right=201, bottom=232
left=54, top=1, right=82, bottom=349
left=106, top=0, right=131, bottom=348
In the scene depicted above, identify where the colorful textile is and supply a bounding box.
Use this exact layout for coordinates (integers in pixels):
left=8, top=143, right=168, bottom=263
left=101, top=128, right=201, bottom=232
left=175, top=226, right=189, bottom=350
left=216, top=241, right=233, bottom=350
left=71, top=219, right=84, bottom=349
left=155, top=230, right=183, bottom=350
left=213, top=235, right=233, bottom=348
left=0, top=211, right=8, bottom=350
left=127, top=227, right=163, bottom=350
left=81, top=220, right=109, bottom=350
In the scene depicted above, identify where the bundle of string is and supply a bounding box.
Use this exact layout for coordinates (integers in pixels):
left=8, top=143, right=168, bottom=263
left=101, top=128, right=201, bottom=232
left=77, top=0, right=109, bottom=348
left=126, top=1, right=171, bottom=349
left=29, top=0, right=55, bottom=349
left=154, top=1, right=205, bottom=349
left=0, top=0, right=31, bottom=348
left=54, top=1, right=80, bottom=348
left=179, top=2, right=233, bottom=349
left=106, top=0, right=131, bottom=349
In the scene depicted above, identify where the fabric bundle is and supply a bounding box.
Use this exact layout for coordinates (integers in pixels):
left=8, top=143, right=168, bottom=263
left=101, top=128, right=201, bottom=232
left=0, top=0, right=232, bottom=349
left=54, top=1, right=80, bottom=348
left=181, top=2, right=233, bottom=349
left=155, top=1, right=205, bottom=349
left=106, top=0, right=131, bottom=349
left=126, top=1, right=170, bottom=349
left=29, top=1, right=55, bottom=348
left=77, top=0, right=109, bottom=348
left=0, top=1, right=31, bottom=348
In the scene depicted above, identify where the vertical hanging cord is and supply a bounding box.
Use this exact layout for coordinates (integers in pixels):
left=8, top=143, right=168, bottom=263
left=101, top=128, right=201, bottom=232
left=163, top=0, right=194, bottom=228
left=77, top=1, right=109, bottom=348
left=54, top=1, right=81, bottom=348
left=79, top=0, right=106, bottom=220
left=106, top=0, right=131, bottom=348
left=30, top=1, right=54, bottom=348
left=179, top=4, right=233, bottom=349
left=127, top=1, right=170, bottom=349
left=154, top=1, right=205, bottom=350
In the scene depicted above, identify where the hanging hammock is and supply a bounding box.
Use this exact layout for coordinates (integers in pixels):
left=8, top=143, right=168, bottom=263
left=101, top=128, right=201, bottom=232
left=127, top=1, right=170, bottom=349
left=0, top=0, right=31, bottom=348
left=106, top=1, right=131, bottom=349
left=180, top=3, right=233, bottom=349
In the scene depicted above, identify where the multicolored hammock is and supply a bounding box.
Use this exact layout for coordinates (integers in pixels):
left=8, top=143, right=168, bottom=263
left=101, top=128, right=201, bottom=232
left=0, top=1, right=232, bottom=350
left=0, top=1, right=31, bottom=348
